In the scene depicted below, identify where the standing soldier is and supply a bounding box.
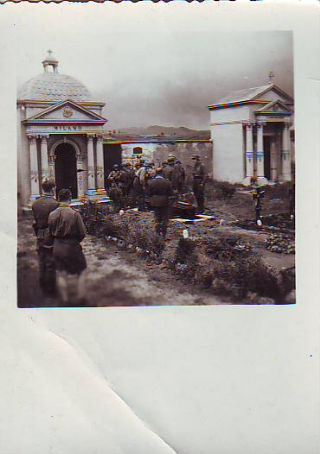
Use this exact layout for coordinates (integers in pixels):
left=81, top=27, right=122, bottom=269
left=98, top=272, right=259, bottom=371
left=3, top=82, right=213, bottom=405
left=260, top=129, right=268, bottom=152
left=118, top=165, right=129, bottom=207
left=32, top=178, right=59, bottom=295
left=162, top=155, right=175, bottom=182
left=48, top=189, right=87, bottom=304
left=250, top=178, right=265, bottom=225
left=161, top=160, right=168, bottom=175
left=148, top=168, right=173, bottom=238
left=107, top=164, right=123, bottom=212
left=174, top=159, right=186, bottom=194
left=122, top=162, right=136, bottom=207
left=107, top=164, right=120, bottom=186
left=288, top=181, right=295, bottom=219
left=133, top=161, right=147, bottom=211
left=192, top=155, right=207, bottom=213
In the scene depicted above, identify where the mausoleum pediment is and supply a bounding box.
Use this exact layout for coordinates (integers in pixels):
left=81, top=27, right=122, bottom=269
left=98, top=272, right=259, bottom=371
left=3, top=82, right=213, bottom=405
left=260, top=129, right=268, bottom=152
left=255, top=99, right=292, bottom=116
left=208, top=83, right=293, bottom=110
left=23, top=100, right=107, bottom=125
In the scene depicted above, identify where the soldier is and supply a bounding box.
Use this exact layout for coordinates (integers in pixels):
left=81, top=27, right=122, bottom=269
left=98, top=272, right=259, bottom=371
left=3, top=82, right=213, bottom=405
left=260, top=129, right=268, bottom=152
left=133, top=161, right=147, bottom=211
left=162, top=155, right=175, bottom=182
left=107, top=164, right=120, bottom=186
left=192, top=155, right=207, bottom=213
left=107, top=164, right=123, bottom=211
left=250, top=178, right=265, bottom=225
left=288, top=181, right=295, bottom=219
left=123, top=162, right=135, bottom=193
left=32, top=178, right=59, bottom=295
left=121, top=162, right=135, bottom=207
left=162, top=155, right=184, bottom=194
left=174, top=159, right=186, bottom=194
left=148, top=168, right=173, bottom=238
left=48, top=189, right=87, bottom=304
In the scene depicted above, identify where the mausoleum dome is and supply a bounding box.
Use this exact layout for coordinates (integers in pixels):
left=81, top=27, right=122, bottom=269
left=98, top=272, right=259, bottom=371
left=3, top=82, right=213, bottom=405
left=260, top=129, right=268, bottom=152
left=18, top=51, right=92, bottom=102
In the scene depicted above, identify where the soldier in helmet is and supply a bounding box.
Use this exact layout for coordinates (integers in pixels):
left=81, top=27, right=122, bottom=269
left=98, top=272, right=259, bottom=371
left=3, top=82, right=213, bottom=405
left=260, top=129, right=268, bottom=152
left=133, top=161, right=146, bottom=211
left=174, top=159, right=186, bottom=194
left=122, top=162, right=136, bottom=206
left=48, top=188, right=87, bottom=304
left=162, top=155, right=175, bottom=182
left=148, top=167, right=173, bottom=238
left=192, top=155, right=207, bottom=213
left=32, top=177, right=59, bottom=295
left=107, top=164, right=123, bottom=212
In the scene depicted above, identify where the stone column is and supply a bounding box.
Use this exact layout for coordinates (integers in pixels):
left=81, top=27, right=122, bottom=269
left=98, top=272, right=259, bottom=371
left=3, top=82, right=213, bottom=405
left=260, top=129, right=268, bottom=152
left=256, top=123, right=268, bottom=185
left=29, top=135, right=40, bottom=197
left=270, top=139, right=278, bottom=182
left=77, top=155, right=85, bottom=197
left=87, top=135, right=96, bottom=190
left=82, top=152, right=88, bottom=194
left=48, top=152, right=55, bottom=178
left=96, top=135, right=105, bottom=189
left=281, top=123, right=291, bottom=181
left=40, top=135, right=49, bottom=183
left=243, top=123, right=254, bottom=185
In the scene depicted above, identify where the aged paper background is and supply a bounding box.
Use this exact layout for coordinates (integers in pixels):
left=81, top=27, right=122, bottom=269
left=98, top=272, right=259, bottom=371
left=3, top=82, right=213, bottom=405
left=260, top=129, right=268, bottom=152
left=0, top=2, right=320, bottom=453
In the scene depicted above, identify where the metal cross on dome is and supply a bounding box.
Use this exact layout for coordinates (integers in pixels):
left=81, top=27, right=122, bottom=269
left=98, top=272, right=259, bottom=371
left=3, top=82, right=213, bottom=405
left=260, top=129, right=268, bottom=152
left=46, top=49, right=53, bottom=59
left=269, top=71, right=275, bottom=83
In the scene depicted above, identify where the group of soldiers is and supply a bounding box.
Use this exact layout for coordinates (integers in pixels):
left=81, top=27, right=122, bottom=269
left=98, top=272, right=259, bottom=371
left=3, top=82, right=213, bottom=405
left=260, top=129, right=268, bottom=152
left=30, top=154, right=207, bottom=303
left=107, top=154, right=207, bottom=213
left=107, top=154, right=207, bottom=238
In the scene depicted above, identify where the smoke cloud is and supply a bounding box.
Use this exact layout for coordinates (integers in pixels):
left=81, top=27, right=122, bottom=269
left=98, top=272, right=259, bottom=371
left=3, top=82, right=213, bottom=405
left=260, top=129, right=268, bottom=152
left=6, top=4, right=293, bottom=130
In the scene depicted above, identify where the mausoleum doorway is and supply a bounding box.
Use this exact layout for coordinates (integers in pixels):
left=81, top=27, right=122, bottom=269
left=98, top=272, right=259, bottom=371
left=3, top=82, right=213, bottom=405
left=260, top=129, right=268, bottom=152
left=55, top=143, right=78, bottom=198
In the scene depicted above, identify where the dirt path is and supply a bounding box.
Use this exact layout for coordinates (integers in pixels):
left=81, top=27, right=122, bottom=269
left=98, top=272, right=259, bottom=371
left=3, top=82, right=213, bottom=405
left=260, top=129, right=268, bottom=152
left=17, top=218, right=225, bottom=307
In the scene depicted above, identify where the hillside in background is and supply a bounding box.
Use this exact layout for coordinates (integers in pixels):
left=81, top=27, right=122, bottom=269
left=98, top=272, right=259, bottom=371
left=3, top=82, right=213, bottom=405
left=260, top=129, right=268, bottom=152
left=117, top=125, right=210, bottom=139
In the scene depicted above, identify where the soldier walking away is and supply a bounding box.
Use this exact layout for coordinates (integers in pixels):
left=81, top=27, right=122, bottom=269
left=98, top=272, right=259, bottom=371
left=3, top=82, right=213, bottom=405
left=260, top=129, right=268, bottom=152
left=192, top=155, right=207, bottom=213
left=32, top=178, right=59, bottom=295
left=48, top=189, right=87, bottom=305
left=148, top=168, right=173, bottom=238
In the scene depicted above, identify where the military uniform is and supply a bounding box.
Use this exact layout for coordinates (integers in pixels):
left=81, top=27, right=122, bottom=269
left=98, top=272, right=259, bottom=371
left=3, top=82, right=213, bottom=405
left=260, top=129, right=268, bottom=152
left=173, top=162, right=185, bottom=193
left=48, top=205, right=86, bottom=275
left=148, top=175, right=173, bottom=237
left=32, top=195, right=59, bottom=293
left=133, top=166, right=147, bottom=211
left=192, top=160, right=207, bottom=213
left=162, top=163, right=174, bottom=182
left=107, top=169, right=125, bottom=211
left=123, top=166, right=135, bottom=196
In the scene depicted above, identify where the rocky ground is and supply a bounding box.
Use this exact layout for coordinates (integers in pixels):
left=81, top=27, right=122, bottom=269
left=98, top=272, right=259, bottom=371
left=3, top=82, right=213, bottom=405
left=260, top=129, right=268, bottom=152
left=17, top=187, right=295, bottom=307
left=18, top=216, right=226, bottom=307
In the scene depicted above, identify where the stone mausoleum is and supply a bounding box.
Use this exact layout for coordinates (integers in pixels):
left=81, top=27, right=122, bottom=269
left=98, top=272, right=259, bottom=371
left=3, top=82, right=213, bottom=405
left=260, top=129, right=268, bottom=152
left=17, top=51, right=108, bottom=207
left=18, top=53, right=294, bottom=208
left=209, top=83, right=294, bottom=184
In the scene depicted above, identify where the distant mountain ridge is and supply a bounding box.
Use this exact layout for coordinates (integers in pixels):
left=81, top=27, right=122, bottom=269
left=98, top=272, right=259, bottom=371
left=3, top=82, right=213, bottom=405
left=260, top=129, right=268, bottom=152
left=119, top=125, right=210, bottom=139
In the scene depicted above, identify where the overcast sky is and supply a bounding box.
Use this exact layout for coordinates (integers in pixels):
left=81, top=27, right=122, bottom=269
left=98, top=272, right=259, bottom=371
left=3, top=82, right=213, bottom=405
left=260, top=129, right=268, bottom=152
left=3, top=3, right=293, bottom=130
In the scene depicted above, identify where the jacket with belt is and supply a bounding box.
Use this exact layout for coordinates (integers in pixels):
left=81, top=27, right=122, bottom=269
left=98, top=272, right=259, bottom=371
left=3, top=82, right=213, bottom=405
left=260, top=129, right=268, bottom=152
left=48, top=205, right=87, bottom=274
left=147, top=176, right=173, bottom=207
left=32, top=195, right=59, bottom=247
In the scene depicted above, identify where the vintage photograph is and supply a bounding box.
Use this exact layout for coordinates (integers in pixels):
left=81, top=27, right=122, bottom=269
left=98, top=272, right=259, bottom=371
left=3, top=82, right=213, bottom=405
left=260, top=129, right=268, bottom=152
left=16, top=7, right=295, bottom=307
